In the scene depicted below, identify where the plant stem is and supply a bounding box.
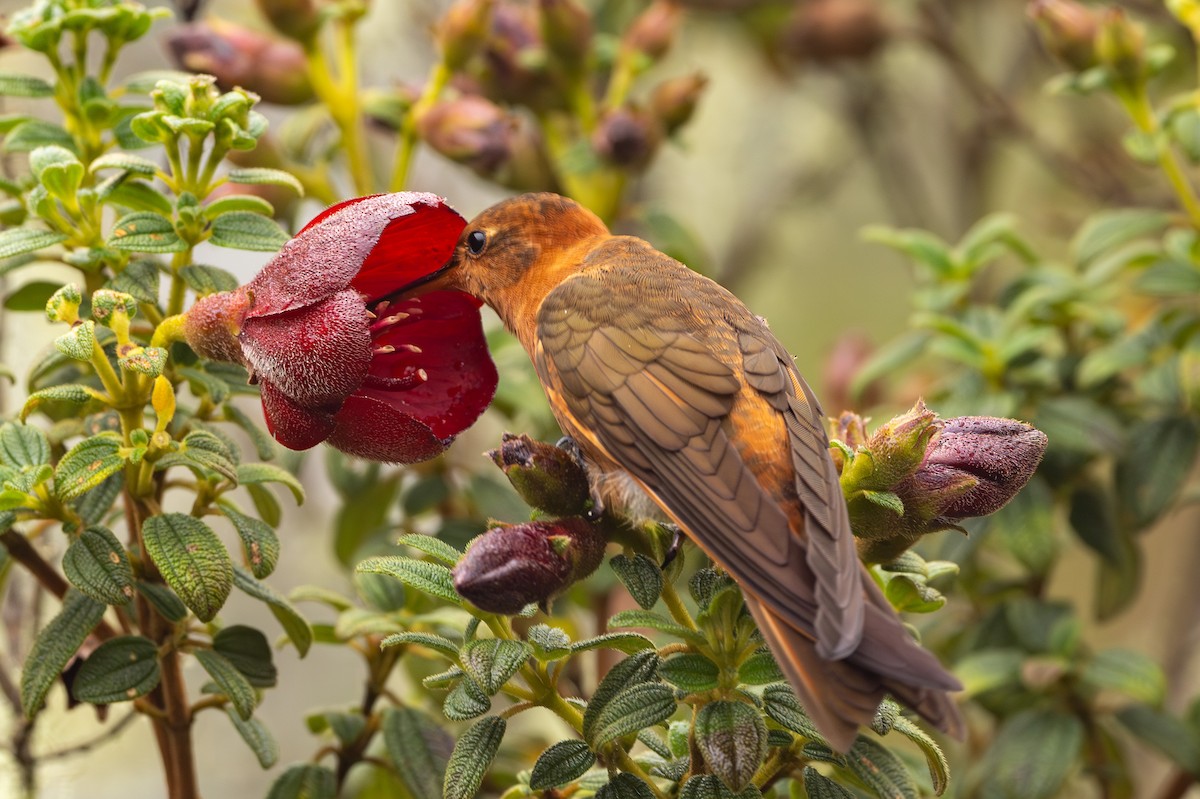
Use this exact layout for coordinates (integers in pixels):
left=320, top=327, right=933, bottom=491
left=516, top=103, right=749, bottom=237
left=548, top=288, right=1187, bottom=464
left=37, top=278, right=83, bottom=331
left=1121, top=87, right=1200, bottom=228
left=389, top=61, right=449, bottom=192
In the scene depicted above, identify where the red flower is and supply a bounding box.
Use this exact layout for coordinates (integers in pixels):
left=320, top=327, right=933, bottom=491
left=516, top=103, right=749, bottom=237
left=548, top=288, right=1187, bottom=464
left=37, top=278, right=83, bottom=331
left=185, top=192, right=497, bottom=463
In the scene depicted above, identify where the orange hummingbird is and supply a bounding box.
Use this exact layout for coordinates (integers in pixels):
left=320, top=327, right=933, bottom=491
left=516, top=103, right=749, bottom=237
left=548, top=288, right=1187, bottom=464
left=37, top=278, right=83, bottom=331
left=424, top=192, right=963, bottom=750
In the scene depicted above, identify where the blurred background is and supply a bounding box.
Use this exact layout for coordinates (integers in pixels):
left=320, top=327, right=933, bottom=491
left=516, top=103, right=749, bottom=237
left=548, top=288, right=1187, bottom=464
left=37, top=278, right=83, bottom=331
left=0, top=0, right=1198, bottom=796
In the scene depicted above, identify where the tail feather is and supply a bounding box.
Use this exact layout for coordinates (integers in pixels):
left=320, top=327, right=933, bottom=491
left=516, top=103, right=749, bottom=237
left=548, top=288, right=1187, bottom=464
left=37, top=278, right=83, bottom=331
left=744, top=576, right=964, bottom=752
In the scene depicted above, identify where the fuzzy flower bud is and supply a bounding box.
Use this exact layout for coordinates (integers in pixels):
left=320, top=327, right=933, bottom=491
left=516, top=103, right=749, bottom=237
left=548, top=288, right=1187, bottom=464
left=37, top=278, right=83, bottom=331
left=452, top=519, right=606, bottom=613
left=846, top=406, right=1048, bottom=563
left=592, top=106, right=661, bottom=170
left=538, top=0, right=592, bottom=77
left=650, top=72, right=707, bottom=136
left=781, top=0, right=889, bottom=65
left=417, top=95, right=515, bottom=174
left=488, top=433, right=591, bottom=517
left=254, top=0, right=320, bottom=44
left=1095, top=8, right=1146, bottom=87
left=1028, top=0, right=1100, bottom=71
left=437, top=0, right=494, bottom=72
left=166, top=20, right=314, bottom=105
left=623, top=0, right=681, bottom=62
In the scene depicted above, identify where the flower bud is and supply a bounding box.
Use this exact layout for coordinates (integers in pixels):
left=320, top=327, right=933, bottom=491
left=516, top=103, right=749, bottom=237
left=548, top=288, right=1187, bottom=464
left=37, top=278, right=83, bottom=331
left=477, top=3, right=558, bottom=109
left=649, top=72, right=707, bottom=136
left=255, top=0, right=320, bottom=44
left=623, top=0, right=681, bottom=63
left=437, top=0, right=494, bottom=72
left=845, top=400, right=940, bottom=491
left=166, top=20, right=314, bottom=106
left=45, top=284, right=82, bottom=325
left=781, top=0, right=888, bottom=65
left=452, top=519, right=607, bottom=613
left=538, top=0, right=592, bottom=77
left=488, top=433, right=591, bottom=516
left=592, top=106, right=662, bottom=170
left=1095, top=7, right=1146, bottom=87
left=1028, top=0, right=1100, bottom=71
left=184, top=287, right=253, bottom=365
left=417, top=95, right=515, bottom=174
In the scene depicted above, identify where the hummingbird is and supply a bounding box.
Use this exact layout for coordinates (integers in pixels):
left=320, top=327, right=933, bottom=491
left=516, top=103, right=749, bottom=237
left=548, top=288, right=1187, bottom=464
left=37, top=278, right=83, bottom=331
left=420, top=192, right=963, bottom=750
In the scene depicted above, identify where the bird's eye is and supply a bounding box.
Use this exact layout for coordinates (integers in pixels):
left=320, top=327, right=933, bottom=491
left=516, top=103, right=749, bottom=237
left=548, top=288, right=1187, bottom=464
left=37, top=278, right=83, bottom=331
left=466, top=230, right=487, bottom=255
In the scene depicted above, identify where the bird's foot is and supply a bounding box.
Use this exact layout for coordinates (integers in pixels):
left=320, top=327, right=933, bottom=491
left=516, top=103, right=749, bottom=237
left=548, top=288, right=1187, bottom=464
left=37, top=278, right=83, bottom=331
left=660, top=524, right=685, bottom=570
left=556, top=436, right=606, bottom=521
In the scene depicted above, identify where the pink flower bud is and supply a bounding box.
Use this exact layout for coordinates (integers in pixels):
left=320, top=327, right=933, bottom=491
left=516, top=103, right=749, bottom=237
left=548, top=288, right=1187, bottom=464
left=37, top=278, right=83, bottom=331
left=452, top=519, right=606, bottom=613
left=417, top=95, right=516, bottom=174
left=1028, top=0, right=1100, bottom=71
left=781, top=0, right=889, bottom=65
left=166, top=20, right=314, bottom=106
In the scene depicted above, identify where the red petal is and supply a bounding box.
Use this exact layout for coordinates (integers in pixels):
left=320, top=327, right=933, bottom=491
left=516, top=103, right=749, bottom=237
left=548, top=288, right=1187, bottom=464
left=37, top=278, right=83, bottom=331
left=259, top=380, right=336, bottom=450
left=240, top=290, right=371, bottom=410
left=358, top=290, right=497, bottom=439
left=247, top=193, right=464, bottom=317
left=350, top=199, right=466, bottom=301
left=326, top=393, right=447, bottom=463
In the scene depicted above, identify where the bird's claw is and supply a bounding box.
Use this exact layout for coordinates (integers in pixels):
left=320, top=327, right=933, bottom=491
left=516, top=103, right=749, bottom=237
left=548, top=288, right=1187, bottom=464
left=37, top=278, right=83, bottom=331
left=660, top=524, right=685, bottom=570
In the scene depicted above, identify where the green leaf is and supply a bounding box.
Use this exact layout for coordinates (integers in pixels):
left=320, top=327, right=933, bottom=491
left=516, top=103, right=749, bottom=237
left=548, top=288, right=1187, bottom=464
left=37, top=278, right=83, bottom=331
left=399, top=533, right=462, bottom=566
left=3, top=119, right=75, bottom=152
left=988, top=476, right=1057, bottom=576
left=1135, top=258, right=1200, bottom=295
left=209, top=211, right=289, bottom=251
left=443, top=716, right=506, bottom=799
left=884, top=574, right=946, bottom=613
left=5, top=280, right=62, bottom=311
left=1116, top=415, right=1199, bottom=529
left=528, top=624, right=572, bottom=659
left=1072, top=209, right=1170, bottom=267
left=737, top=651, right=784, bottom=686
left=862, top=226, right=956, bottom=277
left=1082, top=648, right=1164, bottom=705
left=265, top=764, right=336, bottom=799
left=977, top=713, right=1084, bottom=799
left=180, top=264, right=239, bottom=295
left=890, top=716, right=949, bottom=796
left=136, top=580, right=188, bottom=622
left=570, top=631, right=655, bottom=655
left=107, top=211, right=186, bottom=253
left=195, top=648, right=256, bottom=720
left=581, top=650, right=660, bottom=742
left=0, top=73, right=54, bottom=97
left=0, top=227, right=68, bottom=259
left=73, top=472, right=122, bottom=526
left=102, top=181, right=174, bottom=215
left=221, top=505, right=280, bottom=579
left=1068, top=482, right=1124, bottom=565
left=610, top=553, right=664, bottom=609
left=380, top=631, right=459, bottom=660
left=107, top=259, right=161, bottom=304
left=232, top=566, right=313, bottom=655
left=203, top=194, right=275, bottom=219
left=461, top=639, right=532, bottom=694
left=21, top=590, right=106, bottom=717
left=227, top=167, right=304, bottom=195
left=236, top=463, right=305, bottom=505
left=803, top=767, right=854, bottom=799
left=89, top=152, right=160, bottom=175
left=20, top=384, right=105, bottom=420
left=354, top=571, right=406, bottom=612
left=53, top=318, right=96, bottom=361
left=1115, top=704, right=1200, bottom=772
left=333, top=473, right=400, bottom=567
left=62, top=526, right=134, bottom=605
left=71, top=635, right=160, bottom=704
left=55, top=434, right=126, bottom=500
left=227, top=706, right=279, bottom=769
left=588, top=681, right=677, bottom=748
left=694, top=701, right=768, bottom=793
left=530, top=740, right=595, bottom=790
left=383, top=707, right=451, bottom=799
left=659, top=653, right=720, bottom=692
left=0, top=422, right=51, bottom=468
left=845, top=736, right=918, bottom=799
left=214, top=625, right=277, bottom=688
left=222, top=403, right=276, bottom=461
left=176, top=365, right=230, bottom=404
left=762, top=684, right=824, bottom=744
left=597, top=773, right=657, bottom=799
left=608, top=609, right=701, bottom=641
left=355, top=557, right=460, bottom=605
left=679, top=774, right=762, bottom=799
left=141, top=513, right=232, bottom=622
left=248, top=483, right=281, bottom=527
left=443, top=675, right=491, bottom=720
left=180, top=429, right=238, bottom=482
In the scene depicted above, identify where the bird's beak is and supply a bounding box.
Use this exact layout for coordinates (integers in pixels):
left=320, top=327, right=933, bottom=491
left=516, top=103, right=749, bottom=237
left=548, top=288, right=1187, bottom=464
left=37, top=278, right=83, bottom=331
left=378, top=252, right=460, bottom=305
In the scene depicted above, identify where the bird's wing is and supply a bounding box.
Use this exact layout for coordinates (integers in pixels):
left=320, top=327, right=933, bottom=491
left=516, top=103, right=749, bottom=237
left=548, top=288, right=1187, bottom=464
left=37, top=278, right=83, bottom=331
left=533, top=239, right=863, bottom=658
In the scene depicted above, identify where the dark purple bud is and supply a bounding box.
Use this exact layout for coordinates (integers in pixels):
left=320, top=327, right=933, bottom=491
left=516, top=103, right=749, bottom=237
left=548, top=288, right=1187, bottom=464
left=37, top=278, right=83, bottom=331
left=592, top=106, right=661, bottom=170
left=417, top=95, right=516, bottom=174
left=921, top=416, right=1048, bottom=520
left=487, top=433, right=592, bottom=517
left=452, top=519, right=606, bottom=614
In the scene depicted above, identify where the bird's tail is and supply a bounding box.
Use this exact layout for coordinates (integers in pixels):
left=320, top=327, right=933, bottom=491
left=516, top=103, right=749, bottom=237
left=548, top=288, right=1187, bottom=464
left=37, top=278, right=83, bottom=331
left=745, top=581, right=964, bottom=753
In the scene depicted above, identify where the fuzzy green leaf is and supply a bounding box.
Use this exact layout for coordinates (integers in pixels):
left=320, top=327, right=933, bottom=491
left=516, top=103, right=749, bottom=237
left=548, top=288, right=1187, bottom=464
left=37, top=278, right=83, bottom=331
left=0, top=227, right=67, bottom=259
left=597, top=773, right=657, bottom=799
left=1082, top=648, right=1165, bottom=705
left=461, top=639, right=531, bottom=695
left=398, top=533, right=462, bottom=566
left=227, top=167, right=303, bottom=195
left=220, top=504, right=279, bottom=579
left=135, top=580, right=187, bottom=622
left=443, top=676, right=491, bottom=721
left=383, top=707, right=451, bottom=799
left=227, top=706, right=279, bottom=769
left=582, top=650, right=660, bottom=742
left=443, top=716, right=506, bottom=799
left=209, top=211, right=289, bottom=251
left=0, top=73, right=54, bottom=97
left=588, top=682, right=677, bottom=748
left=890, top=716, right=949, bottom=796
left=89, top=152, right=160, bottom=175
left=610, top=553, right=664, bottom=609
left=530, top=740, right=595, bottom=790
left=180, top=264, right=239, bottom=295
left=232, top=566, right=313, bottom=656
left=62, top=526, right=134, bottom=605
left=659, top=652, right=721, bottom=692
left=695, top=701, right=768, bottom=793
left=608, top=609, right=701, bottom=641
left=20, top=384, right=105, bottom=420
left=214, top=625, right=277, bottom=688
left=195, top=648, right=256, bottom=720
left=977, top=709, right=1083, bottom=799
left=55, top=433, right=126, bottom=500
left=762, top=684, right=825, bottom=744
left=142, top=513, right=232, bottom=622
left=107, top=211, right=186, bottom=253
left=21, top=590, right=106, bottom=717
left=679, top=775, right=763, bottom=799
left=71, top=635, right=160, bottom=704
left=1114, top=705, right=1200, bottom=772
left=356, top=557, right=460, bottom=605
left=0, top=422, right=51, bottom=468
left=570, top=631, right=655, bottom=655
left=265, top=764, right=335, bottom=799
left=236, top=463, right=304, bottom=504
left=803, top=767, right=855, bottom=799
left=737, top=652, right=784, bottom=686
left=528, top=624, right=572, bottom=659
left=380, top=631, right=460, bottom=660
